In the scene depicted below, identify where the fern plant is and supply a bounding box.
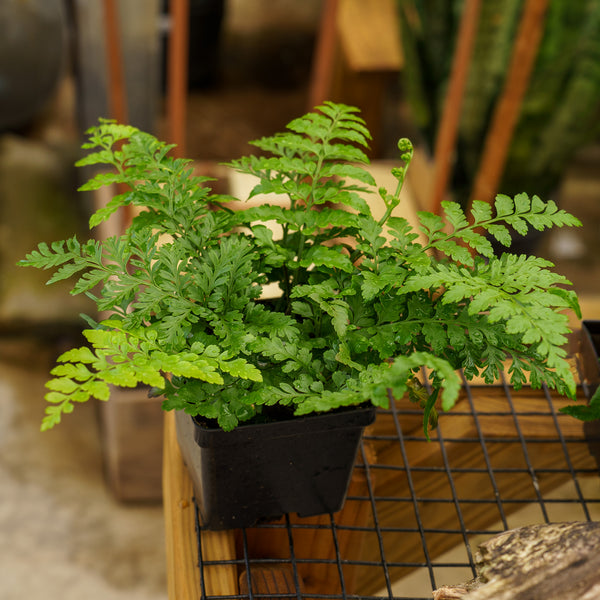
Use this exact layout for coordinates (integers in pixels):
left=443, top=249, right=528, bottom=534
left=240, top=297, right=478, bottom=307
left=19, top=102, right=589, bottom=434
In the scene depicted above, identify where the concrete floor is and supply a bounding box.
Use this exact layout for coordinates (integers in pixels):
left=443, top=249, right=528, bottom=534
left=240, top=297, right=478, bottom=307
left=0, top=336, right=167, bottom=600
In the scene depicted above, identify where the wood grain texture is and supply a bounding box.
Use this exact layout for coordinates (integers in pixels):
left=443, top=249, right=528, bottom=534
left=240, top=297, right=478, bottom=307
left=239, top=565, right=303, bottom=599
left=434, top=522, right=600, bottom=599
left=163, top=411, right=237, bottom=599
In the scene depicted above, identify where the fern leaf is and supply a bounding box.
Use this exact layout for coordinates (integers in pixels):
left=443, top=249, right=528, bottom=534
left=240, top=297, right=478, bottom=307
left=494, top=194, right=516, bottom=216
left=417, top=211, right=445, bottom=239
left=470, top=200, right=493, bottom=223
left=299, top=245, right=354, bottom=273
left=441, top=201, right=469, bottom=231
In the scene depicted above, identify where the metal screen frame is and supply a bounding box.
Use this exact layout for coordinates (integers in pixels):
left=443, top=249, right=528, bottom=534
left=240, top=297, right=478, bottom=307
left=193, top=342, right=600, bottom=600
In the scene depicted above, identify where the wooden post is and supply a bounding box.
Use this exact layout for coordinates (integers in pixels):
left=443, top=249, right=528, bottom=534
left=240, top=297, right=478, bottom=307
left=102, top=0, right=133, bottom=226
left=429, top=0, right=481, bottom=215
left=103, top=0, right=129, bottom=125
left=469, top=0, right=549, bottom=209
left=167, top=0, right=190, bottom=157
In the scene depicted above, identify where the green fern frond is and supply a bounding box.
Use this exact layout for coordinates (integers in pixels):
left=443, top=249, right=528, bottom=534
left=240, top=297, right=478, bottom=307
left=21, top=102, right=586, bottom=433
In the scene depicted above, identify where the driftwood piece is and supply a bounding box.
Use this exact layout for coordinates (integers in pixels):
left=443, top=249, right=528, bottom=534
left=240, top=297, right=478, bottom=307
left=433, top=522, right=600, bottom=600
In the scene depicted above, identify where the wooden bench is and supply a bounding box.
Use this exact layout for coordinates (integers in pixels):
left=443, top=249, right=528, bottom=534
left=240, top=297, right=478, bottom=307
left=162, top=329, right=600, bottom=598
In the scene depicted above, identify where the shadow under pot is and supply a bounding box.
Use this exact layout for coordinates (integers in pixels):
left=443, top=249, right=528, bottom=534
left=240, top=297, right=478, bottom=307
left=174, top=404, right=377, bottom=530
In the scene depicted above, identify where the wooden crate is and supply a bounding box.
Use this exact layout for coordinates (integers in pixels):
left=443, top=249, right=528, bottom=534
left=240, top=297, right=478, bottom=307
left=98, top=386, right=163, bottom=501
left=162, top=329, right=600, bottom=598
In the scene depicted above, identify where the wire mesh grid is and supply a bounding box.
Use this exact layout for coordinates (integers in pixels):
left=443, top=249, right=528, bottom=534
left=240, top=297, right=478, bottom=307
left=192, top=336, right=600, bottom=600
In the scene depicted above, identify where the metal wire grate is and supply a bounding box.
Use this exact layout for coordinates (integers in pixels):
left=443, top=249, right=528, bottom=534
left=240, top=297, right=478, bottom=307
left=192, top=339, right=600, bottom=599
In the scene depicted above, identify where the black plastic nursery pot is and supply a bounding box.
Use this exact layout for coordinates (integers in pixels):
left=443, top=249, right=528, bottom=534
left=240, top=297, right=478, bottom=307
left=174, top=404, right=377, bottom=530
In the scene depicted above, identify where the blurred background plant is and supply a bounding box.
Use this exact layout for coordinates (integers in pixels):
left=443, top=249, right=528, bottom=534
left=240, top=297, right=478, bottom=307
left=398, top=0, right=600, bottom=204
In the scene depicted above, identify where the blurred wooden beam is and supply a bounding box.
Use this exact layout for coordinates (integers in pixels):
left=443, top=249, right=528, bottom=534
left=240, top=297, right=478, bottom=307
left=308, top=0, right=340, bottom=109
left=430, top=0, right=481, bottom=215
left=167, top=0, right=190, bottom=157
left=469, top=0, right=550, bottom=209
left=308, top=0, right=402, bottom=156
left=337, top=0, right=403, bottom=72
left=103, top=0, right=129, bottom=125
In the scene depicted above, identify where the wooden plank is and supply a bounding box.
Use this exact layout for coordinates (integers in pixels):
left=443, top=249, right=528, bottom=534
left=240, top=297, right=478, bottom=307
left=98, top=387, right=163, bottom=501
left=239, top=566, right=303, bottom=599
left=200, top=526, right=238, bottom=598
left=337, top=0, right=403, bottom=72
left=351, top=376, right=595, bottom=596
left=163, top=411, right=238, bottom=599
left=163, top=411, right=201, bottom=600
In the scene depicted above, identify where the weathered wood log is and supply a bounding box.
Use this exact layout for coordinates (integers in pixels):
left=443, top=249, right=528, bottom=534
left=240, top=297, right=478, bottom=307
left=433, top=522, right=600, bottom=600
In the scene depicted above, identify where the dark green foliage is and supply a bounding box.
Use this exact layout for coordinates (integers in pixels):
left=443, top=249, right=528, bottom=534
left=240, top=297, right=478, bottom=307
left=398, top=0, right=600, bottom=201
left=19, top=104, right=588, bottom=433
